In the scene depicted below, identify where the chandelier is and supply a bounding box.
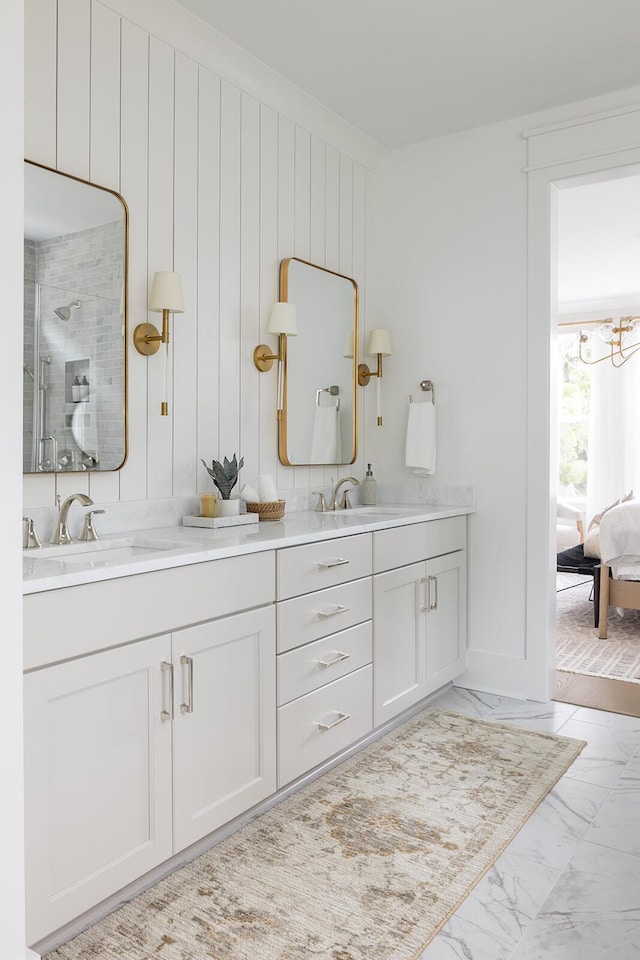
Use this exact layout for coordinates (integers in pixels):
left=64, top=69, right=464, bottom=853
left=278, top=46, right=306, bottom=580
left=577, top=316, right=640, bottom=368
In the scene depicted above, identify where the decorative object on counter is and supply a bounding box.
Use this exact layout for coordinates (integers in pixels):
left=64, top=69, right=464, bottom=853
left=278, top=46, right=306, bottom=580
left=46, top=709, right=584, bottom=960
left=406, top=381, right=436, bottom=475
left=201, top=453, right=244, bottom=500
left=133, top=271, right=185, bottom=416
left=183, top=512, right=258, bottom=529
left=239, top=483, right=260, bottom=502
left=361, top=463, right=377, bottom=505
left=257, top=473, right=278, bottom=502
left=358, top=328, right=392, bottom=426
left=215, top=498, right=240, bottom=517
left=245, top=499, right=286, bottom=521
left=199, top=493, right=218, bottom=518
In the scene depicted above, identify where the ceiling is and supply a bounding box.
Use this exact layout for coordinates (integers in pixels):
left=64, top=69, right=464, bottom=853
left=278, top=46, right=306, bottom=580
left=172, top=0, right=640, bottom=149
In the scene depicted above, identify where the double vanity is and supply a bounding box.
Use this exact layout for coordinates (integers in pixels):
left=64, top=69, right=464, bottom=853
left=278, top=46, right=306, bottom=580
left=23, top=503, right=470, bottom=948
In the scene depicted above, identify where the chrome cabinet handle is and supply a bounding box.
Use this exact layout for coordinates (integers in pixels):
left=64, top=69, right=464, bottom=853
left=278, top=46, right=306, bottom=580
left=317, top=557, right=350, bottom=569
left=317, top=603, right=349, bottom=619
left=160, top=661, right=174, bottom=721
left=420, top=576, right=430, bottom=613
left=180, top=655, right=194, bottom=714
left=429, top=575, right=438, bottom=611
left=314, top=651, right=350, bottom=668
left=317, top=711, right=350, bottom=731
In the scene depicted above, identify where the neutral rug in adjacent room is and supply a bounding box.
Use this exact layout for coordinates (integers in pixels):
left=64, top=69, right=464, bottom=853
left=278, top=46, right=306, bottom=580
left=46, top=709, right=584, bottom=960
left=557, top=578, right=640, bottom=682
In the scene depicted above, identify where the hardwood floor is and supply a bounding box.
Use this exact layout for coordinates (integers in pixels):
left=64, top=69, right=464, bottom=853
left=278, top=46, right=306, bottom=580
left=554, top=669, right=640, bottom=718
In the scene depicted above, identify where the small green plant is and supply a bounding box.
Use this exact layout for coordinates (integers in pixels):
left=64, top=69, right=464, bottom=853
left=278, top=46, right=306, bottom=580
left=201, top=454, right=244, bottom=500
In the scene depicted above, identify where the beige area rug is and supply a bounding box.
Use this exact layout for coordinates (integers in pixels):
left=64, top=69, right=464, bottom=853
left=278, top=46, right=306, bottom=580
left=557, top=578, right=640, bottom=683
left=47, top=710, right=584, bottom=960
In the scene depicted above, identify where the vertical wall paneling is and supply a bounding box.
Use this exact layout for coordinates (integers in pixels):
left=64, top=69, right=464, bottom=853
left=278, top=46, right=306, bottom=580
left=24, top=0, right=57, bottom=165
left=196, top=68, right=221, bottom=486
left=323, top=145, right=341, bottom=484
left=89, top=1, right=123, bottom=506
left=351, top=163, right=367, bottom=478
left=57, top=0, right=91, bottom=179
left=308, top=136, right=327, bottom=488
left=218, top=82, right=242, bottom=460
left=276, top=117, right=295, bottom=491
left=119, top=20, right=150, bottom=502
left=146, top=38, right=175, bottom=499
left=339, top=157, right=354, bottom=278
left=293, top=126, right=311, bottom=488
left=240, top=95, right=261, bottom=485
left=363, top=168, right=377, bottom=464
left=258, top=106, right=280, bottom=482
left=173, top=54, right=199, bottom=496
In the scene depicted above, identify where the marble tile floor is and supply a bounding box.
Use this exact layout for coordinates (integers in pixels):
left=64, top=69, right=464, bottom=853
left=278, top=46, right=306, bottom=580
left=420, top=686, right=640, bottom=959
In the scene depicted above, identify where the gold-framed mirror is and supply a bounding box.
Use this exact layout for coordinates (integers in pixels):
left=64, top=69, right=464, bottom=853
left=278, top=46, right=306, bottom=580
left=279, top=258, right=358, bottom=466
left=23, top=160, right=128, bottom=473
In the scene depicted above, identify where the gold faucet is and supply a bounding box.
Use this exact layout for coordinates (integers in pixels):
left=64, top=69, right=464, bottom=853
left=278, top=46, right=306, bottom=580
left=50, top=493, right=94, bottom=545
left=328, top=477, right=359, bottom=511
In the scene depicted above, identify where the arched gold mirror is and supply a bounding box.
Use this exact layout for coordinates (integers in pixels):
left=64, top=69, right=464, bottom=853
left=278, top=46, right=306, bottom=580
left=278, top=258, right=358, bottom=466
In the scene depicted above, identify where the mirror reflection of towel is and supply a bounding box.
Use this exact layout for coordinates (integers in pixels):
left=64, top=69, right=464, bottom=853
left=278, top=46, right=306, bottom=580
left=311, top=405, right=341, bottom=463
left=405, top=401, right=436, bottom=475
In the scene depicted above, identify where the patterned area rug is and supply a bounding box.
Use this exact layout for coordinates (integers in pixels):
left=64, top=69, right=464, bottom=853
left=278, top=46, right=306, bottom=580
left=47, top=709, right=584, bottom=960
left=557, top=578, right=640, bottom=683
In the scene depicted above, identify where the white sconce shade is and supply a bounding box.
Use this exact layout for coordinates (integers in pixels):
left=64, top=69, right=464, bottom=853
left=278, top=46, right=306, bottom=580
left=268, top=302, right=297, bottom=336
left=343, top=332, right=355, bottom=359
left=148, top=271, right=185, bottom=313
left=367, top=328, right=392, bottom=357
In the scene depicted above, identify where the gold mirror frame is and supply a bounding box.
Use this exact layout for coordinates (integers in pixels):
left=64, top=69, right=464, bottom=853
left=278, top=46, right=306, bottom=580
left=278, top=258, right=358, bottom=466
left=23, top=160, right=129, bottom=474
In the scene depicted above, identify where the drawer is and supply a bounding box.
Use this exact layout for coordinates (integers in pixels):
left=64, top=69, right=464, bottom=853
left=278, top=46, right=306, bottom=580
left=277, top=621, right=372, bottom=705
left=277, top=533, right=372, bottom=600
left=277, top=665, right=373, bottom=787
left=373, top=516, right=467, bottom=574
left=276, top=577, right=372, bottom=653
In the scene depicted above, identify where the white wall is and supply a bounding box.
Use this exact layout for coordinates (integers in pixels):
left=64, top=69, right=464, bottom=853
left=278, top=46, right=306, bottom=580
left=23, top=0, right=383, bottom=513
left=373, top=85, right=640, bottom=697
left=1, top=1, right=26, bottom=956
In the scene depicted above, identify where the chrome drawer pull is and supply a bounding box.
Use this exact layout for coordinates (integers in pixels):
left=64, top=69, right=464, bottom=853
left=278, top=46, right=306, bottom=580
left=317, top=711, right=351, bottom=731
left=317, top=603, right=349, bottom=619
left=314, top=651, right=350, bottom=668
left=317, top=557, right=350, bottom=569
left=429, top=574, right=438, bottom=611
left=160, top=660, right=174, bottom=721
left=180, top=655, right=194, bottom=714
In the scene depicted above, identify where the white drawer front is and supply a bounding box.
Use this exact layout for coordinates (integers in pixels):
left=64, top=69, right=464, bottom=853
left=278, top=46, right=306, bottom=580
left=373, top=516, right=467, bottom=573
left=277, top=533, right=372, bottom=600
left=277, top=665, right=372, bottom=787
left=276, top=576, right=372, bottom=653
left=277, top=621, right=372, bottom=706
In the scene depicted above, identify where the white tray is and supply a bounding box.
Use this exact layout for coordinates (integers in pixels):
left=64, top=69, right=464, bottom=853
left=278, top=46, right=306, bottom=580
left=182, top=513, right=259, bottom=529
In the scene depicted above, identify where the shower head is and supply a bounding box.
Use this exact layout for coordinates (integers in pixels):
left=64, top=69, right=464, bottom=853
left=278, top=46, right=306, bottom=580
left=53, top=299, right=81, bottom=321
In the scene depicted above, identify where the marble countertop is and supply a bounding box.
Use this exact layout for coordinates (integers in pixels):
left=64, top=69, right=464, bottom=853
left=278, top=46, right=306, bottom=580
left=22, top=504, right=473, bottom=595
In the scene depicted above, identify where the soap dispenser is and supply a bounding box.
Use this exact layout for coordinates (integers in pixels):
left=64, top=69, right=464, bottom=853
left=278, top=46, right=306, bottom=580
left=361, top=463, right=377, bottom=505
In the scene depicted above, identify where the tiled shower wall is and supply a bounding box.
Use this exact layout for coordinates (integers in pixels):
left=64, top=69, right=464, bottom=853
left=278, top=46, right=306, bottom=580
left=23, top=0, right=378, bottom=513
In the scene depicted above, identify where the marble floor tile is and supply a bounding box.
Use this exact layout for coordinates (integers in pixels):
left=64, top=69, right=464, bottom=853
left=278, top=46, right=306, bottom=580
left=418, top=852, right=560, bottom=960
left=510, top=841, right=640, bottom=960
left=486, top=699, right=577, bottom=734
left=553, top=716, right=640, bottom=788
left=430, top=686, right=506, bottom=717
left=571, top=704, right=640, bottom=734
left=505, top=775, right=610, bottom=871
left=584, top=754, right=640, bottom=856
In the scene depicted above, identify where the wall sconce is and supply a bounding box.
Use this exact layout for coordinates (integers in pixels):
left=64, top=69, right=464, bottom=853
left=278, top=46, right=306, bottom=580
left=253, top=303, right=297, bottom=416
left=133, top=271, right=184, bottom=416
left=577, top=316, right=640, bottom=368
left=358, top=328, right=392, bottom=425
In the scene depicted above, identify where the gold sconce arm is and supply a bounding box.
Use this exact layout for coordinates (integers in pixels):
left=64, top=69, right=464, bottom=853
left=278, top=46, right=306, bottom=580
left=133, top=307, right=170, bottom=356
left=253, top=335, right=285, bottom=372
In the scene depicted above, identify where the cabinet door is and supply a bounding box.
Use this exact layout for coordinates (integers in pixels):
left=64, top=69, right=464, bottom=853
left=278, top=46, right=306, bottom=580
left=24, top=635, right=173, bottom=945
left=373, top=562, right=426, bottom=726
left=172, top=606, right=276, bottom=852
left=424, top=550, right=467, bottom=693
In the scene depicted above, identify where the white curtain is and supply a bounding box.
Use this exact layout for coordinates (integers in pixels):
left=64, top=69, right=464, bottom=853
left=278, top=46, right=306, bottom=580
left=586, top=357, right=640, bottom=527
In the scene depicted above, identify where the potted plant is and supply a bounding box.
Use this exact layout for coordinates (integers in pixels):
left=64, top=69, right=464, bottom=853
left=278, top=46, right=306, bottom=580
left=201, top=454, right=244, bottom=516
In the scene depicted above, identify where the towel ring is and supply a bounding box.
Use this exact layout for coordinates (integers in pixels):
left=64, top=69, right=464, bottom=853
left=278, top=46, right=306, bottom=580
left=409, top=379, right=435, bottom=404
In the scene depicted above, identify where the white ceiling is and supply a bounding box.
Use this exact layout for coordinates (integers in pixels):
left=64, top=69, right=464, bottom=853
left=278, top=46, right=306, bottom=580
left=172, top=0, right=640, bottom=149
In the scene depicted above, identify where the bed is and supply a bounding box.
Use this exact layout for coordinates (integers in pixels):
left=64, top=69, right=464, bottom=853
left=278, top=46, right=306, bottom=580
left=598, top=500, right=640, bottom=639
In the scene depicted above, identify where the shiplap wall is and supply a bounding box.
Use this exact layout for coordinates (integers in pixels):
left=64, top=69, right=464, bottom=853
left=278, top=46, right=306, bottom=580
left=23, top=0, right=375, bottom=510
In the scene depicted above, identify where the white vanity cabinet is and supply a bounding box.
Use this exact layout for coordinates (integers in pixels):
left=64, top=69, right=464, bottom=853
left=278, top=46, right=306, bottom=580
left=275, top=534, right=373, bottom=786
left=372, top=517, right=467, bottom=726
left=23, top=551, right=276, bottom=945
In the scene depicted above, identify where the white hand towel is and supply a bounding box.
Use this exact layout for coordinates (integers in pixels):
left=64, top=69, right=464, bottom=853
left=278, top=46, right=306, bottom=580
left=405, top=401, right=436, bottom=475
left=258, top=474, right=278, bottom=502
left=310, top=405, right=339, bottom=463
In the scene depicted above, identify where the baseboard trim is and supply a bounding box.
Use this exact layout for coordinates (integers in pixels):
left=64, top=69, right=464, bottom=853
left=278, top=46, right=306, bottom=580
left=32, top=685, right=452, bottom=956
left=455, top=650, right=528, bottom=699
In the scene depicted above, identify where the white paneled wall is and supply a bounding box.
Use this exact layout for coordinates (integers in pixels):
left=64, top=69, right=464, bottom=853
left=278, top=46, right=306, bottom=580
left=23, top=0, right=374, bottom=510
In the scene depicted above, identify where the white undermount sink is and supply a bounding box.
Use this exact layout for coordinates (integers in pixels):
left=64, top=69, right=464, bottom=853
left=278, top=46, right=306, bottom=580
left=24, top=536, right=188, bottom=570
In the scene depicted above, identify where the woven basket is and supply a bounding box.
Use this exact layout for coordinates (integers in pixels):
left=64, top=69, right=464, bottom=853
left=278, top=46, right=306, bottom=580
left=245, top=500, right=286, bottom=521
